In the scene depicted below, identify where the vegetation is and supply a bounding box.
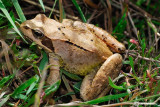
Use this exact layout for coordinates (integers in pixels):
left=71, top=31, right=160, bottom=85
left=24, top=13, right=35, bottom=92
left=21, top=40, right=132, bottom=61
left=0, top=0, right=160, bottom=106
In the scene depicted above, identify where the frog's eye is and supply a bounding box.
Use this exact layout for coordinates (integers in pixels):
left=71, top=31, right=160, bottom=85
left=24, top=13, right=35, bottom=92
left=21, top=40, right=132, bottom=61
left=32, top=30, right=44, bottom=38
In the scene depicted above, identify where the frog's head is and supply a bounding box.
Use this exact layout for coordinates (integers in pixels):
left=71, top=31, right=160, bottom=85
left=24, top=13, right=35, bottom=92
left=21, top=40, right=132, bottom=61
left=20, top=14, right=58, bottom=53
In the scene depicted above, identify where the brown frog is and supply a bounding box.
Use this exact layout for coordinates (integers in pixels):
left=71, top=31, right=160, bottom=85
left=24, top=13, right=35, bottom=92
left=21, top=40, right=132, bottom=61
left=20, top=14, right=126, bottom=101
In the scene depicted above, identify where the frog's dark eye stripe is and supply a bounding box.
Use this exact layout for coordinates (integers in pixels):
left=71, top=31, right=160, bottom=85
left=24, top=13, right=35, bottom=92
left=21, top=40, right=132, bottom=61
left=32, top=29, right=44, bottom=38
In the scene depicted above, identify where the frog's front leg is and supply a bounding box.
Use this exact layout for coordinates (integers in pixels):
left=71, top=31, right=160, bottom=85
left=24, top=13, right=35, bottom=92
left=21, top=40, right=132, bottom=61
left=80, top=53, right=122, bottom=101
left=46, top=53, right=60, bottom=85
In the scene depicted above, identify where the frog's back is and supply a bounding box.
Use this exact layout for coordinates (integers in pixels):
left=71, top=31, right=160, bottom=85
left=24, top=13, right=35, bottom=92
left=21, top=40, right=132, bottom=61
left=48, top=19, right=114, bottom=60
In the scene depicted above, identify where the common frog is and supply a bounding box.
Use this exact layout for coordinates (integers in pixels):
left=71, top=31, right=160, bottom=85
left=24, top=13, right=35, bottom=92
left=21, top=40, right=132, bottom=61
left=20, top=14, right=125, bottom=101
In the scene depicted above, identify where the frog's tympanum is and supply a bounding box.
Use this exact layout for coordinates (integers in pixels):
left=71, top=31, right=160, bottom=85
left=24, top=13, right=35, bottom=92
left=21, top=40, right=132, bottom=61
left=20, top=14, right=126, bottom=101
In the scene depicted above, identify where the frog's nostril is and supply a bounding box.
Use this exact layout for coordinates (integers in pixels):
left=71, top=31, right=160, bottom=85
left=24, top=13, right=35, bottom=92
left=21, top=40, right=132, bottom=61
left=23, top=26, right=30, bottom=29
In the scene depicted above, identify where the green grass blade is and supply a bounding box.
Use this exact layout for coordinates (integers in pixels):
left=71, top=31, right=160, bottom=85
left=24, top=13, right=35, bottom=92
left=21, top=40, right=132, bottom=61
left=152, top=20, right=160, bottom=26
left=113, top=12, right=127, bottom=40
left=128, top=56, right=142, bottom=85
left=109, top=77, right=125, bottom=90
left=129, top=56, right=136, bottom=74
left=72, top=0, right=86, bottom=22
left=154, top=80, right=160, bottom=95
left=26, top=75, right=39, bottom=95
left=11, top=0, right=26, bottom=22
left=49, top=0, right=58, bottom=18
left=24, top=94, right=35, bottom=107
left=13, top=94, right=27, bottom=100
left=11, top=76, right=38, bottom=97
left=82, top=92, right=129, bottom=104
left=136, top=0, right=146, bottom=6
left=147, top=18, right=158, bottom=33
left=0, top=74, right=14, bottom=88
left=44, top=80, right=61, bottom=97
left=39, top=0, right=45, bottom=12
left=39, top=50, right=48, bottom=72
left=155, top=54, right=160, bottom=60
left=0, top=0, right=27, bottom=43
left=0, top=12, right=5, bottom=17
left=147, top=47, right=153, bottom=57
left=61, top=69, right=82, bottom=81
left=113, top=12, right=126, bottom=33
left=141, top=38, right=146, bottom=57
left=73, top=81, right=82, bottom=92
left=0, top=95, right=10, bottom=107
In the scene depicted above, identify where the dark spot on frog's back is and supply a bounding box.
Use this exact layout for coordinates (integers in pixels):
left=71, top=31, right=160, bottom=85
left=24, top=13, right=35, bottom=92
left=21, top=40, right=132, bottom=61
left=102, top=35, right=106, bottom=39
left=62, top=33, right=65, bottom=35
left=58, top=27, right=61, bottom=30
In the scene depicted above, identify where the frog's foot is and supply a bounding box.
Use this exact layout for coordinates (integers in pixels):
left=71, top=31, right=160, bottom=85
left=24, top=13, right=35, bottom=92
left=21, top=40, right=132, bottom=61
left=46, top=53, right=60, bottom=85
left=80, top=53, right=122, bottom=101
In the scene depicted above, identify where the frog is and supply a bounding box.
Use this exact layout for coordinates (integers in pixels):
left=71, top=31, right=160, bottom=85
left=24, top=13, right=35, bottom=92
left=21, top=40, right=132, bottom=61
left=20, top=14, right=126, bottom=101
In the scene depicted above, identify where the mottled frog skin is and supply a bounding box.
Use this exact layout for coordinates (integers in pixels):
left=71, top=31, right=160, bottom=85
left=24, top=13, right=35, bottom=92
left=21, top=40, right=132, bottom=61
left=20, top=14, right=125, bottom=101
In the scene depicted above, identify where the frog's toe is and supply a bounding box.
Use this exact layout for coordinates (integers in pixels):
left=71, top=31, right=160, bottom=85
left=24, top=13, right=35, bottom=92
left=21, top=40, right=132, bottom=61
left=80, top=53, right=122, bottom=101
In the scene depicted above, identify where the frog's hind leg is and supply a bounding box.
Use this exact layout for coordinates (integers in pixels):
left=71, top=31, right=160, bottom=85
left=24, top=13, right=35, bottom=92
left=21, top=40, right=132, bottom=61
left=80, top=53, right=122, bottom=101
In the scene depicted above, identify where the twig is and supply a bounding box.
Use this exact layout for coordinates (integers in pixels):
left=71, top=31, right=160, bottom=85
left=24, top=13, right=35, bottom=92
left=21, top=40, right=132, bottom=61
left=128, top=53, right=160, bottom=63
left=94, top=102, right=157, bottom=107
left=130, top=90, right=148, bottom=101
left=96, top=96, right=160, bottom=106
left=154, top=97, right=160, bottom=103
left=0, top=40, right=13, bottom=74
left=54, top=100, right=160, bottom=107
left=106, top=0, right=112, bottom=33
left=23, top=0, right=79, bottom=20
left=111, top=0, right=144, bottom=18
left=34, top=64, right=48, bottom=107
left=112, top=0, right=160, bottom=21
left=87, top=9, right=97, bottom=23
left=148, top=23, right=152, bottom=48
left=86, top=1, right=102, bottom=23
left=128, top=1, right=151, bottom=18
left=128, top=12, right=138, bottom=38
left=62, top=75, right=78, bottom=101
left=147, top=17, right=159, bottom=51
left=151, top=67, right=160, bottom=73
